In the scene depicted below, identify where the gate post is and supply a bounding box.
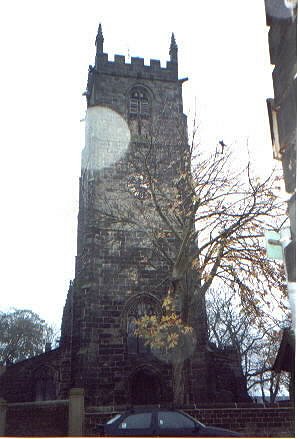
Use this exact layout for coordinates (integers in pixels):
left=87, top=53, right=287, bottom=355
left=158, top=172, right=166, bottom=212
left=68, top=388, right=84, bottom=436
left=0, top=398, right=7, bottom=436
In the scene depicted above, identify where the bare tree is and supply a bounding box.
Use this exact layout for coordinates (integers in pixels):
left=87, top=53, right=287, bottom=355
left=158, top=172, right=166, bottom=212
left=250, top=332, right=291, bottom=403
left=93, top=116, right=287, bottom=404
left=206, top=288, right=291, bottom=402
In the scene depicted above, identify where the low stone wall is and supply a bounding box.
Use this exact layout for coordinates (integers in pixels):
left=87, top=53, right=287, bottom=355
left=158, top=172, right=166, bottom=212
left=1, top=398, right=294, bottom=437
left=1, top=388, right=85, bottom=437
left=85, top=403, right=295, bottom=437
left=185, top=404, right=294, bottom=437
left=5, top=400, right=68, bottom=437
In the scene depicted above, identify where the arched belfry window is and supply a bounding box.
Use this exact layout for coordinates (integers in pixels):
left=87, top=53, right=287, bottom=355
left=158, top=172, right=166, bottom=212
left=123, top=294, right=161, bottom=354
left=129, top=88, right=150, bottom=117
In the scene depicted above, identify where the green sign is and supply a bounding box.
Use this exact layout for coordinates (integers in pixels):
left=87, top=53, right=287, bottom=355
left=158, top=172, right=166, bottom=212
left=264, top=230, right=284, bottom=260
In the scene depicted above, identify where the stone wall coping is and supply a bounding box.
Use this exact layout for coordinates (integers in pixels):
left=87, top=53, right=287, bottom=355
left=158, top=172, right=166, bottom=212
left=69, top=388, right=85, bottom=397
left=85, top=402, right=294, bottom=414
left=7, top=400, right=68, bottom=408
left=4, top=347, right=62, bottom=370
left=184, top=406, right=294, bottom=411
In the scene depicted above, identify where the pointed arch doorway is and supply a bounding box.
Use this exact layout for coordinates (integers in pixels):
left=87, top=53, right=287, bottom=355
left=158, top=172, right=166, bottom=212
left=130, top=367, right=162, bottom=405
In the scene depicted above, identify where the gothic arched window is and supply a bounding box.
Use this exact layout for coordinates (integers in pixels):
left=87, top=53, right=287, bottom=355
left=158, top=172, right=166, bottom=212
left=124, top=294, right=161, bottom=354
left=34, top=366, right=56, bottom=401
left=129, top=88, right=150, bottom=117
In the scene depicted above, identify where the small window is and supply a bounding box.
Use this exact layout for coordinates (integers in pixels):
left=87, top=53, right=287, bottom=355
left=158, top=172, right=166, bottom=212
left=158, top=411, right=195, bottom=429
left=118, top=413, right=152, bottom=429
left=266, top=98, right=281, bottom=160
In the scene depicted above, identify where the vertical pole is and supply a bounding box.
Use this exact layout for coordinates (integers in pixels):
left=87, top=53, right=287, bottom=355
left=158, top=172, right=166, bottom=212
left=68, top=388, right=84, bottom=436
left=0, top=399, right=7, bottom=436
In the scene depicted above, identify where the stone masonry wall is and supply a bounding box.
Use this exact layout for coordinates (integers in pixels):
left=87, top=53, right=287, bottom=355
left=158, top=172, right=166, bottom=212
left=5, top=401, right=68, bottom=437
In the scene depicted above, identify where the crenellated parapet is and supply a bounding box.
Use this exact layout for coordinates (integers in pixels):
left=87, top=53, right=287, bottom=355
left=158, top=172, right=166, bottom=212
left=94, top=53, right=178, bottom=81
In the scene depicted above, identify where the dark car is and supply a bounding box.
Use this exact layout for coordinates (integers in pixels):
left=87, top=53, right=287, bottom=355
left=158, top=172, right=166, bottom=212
left=95, top=408, right=240, bottom=437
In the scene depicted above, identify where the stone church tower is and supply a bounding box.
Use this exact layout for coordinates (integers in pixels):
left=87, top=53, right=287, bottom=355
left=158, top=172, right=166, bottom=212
left=1, top=26, right=249, bottom=407
left=60, top=25, right=207, bottom=406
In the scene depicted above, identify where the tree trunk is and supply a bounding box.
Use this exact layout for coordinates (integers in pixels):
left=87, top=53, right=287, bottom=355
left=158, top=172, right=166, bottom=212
left=172, top=360, right=185, bottom=406
left=270, top=372, right=280, bottom=403
left=260, top=374, right=266, bottom=404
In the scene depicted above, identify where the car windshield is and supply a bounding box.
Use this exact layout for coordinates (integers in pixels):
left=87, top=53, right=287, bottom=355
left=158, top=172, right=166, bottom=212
left=106, top=414, right=122, bottom=424
left=180, top=411, right=206, bottom=428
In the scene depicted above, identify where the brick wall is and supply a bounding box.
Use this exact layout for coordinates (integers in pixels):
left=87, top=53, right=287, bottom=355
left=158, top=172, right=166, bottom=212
left=84, top=403, right=295, bottom=437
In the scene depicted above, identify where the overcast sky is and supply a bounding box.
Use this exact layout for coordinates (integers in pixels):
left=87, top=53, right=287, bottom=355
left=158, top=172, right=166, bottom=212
left=0, top=0, right=276, bottom=330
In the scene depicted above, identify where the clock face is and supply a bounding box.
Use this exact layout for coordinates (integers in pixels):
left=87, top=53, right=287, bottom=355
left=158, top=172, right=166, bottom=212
left=127, top=174, right=150, bottom=200
left=83, top=106, right=130, bottom=171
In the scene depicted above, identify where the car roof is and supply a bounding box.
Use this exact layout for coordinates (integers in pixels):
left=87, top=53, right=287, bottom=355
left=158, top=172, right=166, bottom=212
left=119, top=407, right=204, bottom=424
left=122, top=407, right=184, bottom=414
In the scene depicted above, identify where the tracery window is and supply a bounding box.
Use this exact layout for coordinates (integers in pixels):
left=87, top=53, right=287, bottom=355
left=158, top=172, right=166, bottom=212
left=125, top=295, right=160, bottom=354
left=129, top=88, right=150, bottom=117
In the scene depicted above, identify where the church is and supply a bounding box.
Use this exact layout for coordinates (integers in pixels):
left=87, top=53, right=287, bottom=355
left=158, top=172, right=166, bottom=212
left=0, top=25, right=249, bottom=406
